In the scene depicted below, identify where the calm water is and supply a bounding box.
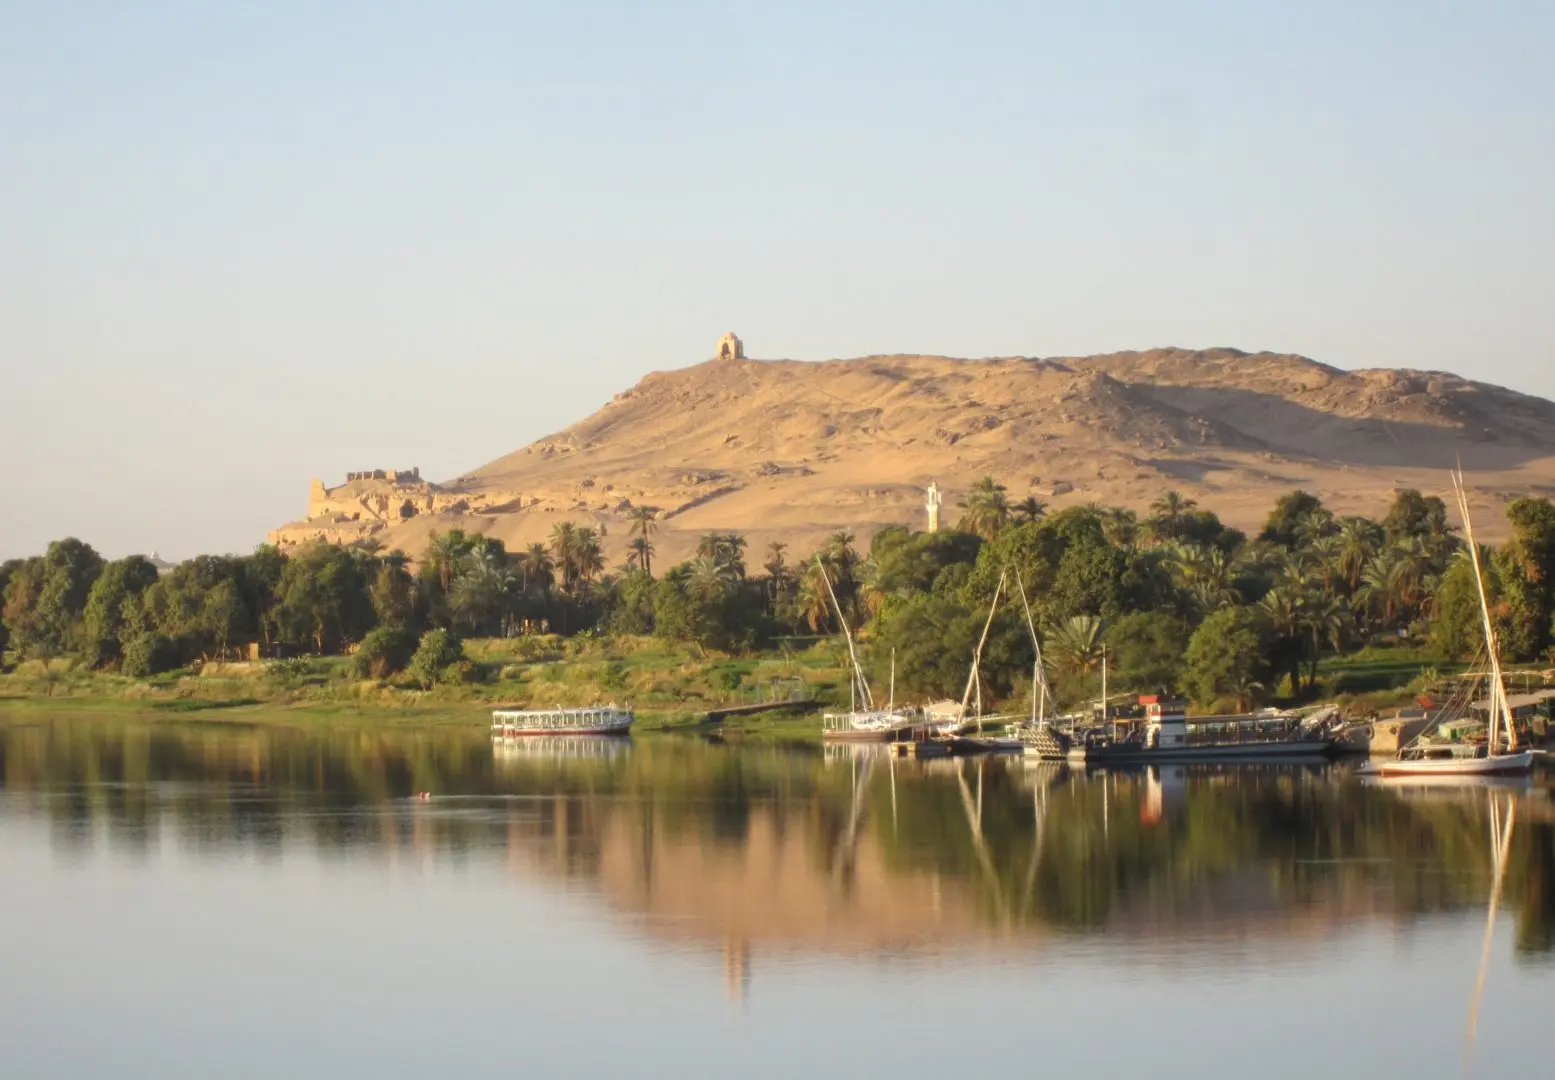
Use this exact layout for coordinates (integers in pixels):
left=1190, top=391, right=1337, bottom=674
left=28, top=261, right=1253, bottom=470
left=2, top=719, right=1552, bottom=1079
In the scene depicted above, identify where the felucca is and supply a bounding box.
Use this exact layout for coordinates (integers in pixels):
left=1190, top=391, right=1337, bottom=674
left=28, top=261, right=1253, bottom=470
left=1368, top=471, right=1534, bottom=777
left=816, top=558, right=914, bottom=740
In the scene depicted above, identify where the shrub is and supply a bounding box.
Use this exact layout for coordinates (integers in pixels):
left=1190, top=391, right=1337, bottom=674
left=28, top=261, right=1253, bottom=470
left=353, top=627, right=416, bottom=679
left=121, top=632, right=179, bottom=678
left=407, top=629, right=464, bottom=689
left=265, top=657, right=317, bottom=681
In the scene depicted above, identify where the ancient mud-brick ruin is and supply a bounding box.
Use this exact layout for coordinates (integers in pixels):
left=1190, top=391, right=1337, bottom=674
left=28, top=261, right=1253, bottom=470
left=271, top=469, right=481, bottom=550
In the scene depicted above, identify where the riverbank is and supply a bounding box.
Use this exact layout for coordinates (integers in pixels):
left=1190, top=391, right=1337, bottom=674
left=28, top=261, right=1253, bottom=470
left=0, top=633, right=1475, bottom=736
left=0, top=633, right=850, bottom=737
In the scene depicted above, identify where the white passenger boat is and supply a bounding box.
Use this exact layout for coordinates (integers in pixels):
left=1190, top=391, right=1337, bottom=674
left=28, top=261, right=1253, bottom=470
left=490, top=704, right=634, bottom=736
left=1365, top=470, right=1533, bottom=779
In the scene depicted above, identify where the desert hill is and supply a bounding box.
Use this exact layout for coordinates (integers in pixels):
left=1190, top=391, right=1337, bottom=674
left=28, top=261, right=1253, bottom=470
left=269, top=346, right=1555, bottom=561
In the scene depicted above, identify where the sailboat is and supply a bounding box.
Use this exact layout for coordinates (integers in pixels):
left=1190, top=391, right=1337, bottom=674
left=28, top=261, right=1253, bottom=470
left=1008, top=568, right=1071, bottom=759
left=816, top=559, right=915, bottom=741
left=1367, top=471, right=1535, bottom=778
left=935, top=570, right=1015, bottom=739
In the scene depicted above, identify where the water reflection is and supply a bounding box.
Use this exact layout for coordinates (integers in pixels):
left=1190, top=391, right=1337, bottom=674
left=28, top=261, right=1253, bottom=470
left=2, top=718, right=1553, bottom=960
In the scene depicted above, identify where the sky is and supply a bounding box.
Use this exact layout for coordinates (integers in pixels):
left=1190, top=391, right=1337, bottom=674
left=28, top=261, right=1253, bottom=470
left=2, top=1, right=1552, bottom=560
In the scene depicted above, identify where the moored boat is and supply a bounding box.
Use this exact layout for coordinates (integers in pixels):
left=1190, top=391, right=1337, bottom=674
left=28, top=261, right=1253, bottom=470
left=1065, top=695, right=1335, bottom=765
left=1365, top=470, right=1533, bottom=780
left=491, top=704, right=634, bottom=736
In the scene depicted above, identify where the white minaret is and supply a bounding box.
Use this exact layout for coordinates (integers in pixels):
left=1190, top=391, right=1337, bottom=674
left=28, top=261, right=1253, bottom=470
left=925, top=481, right=942, bottom=534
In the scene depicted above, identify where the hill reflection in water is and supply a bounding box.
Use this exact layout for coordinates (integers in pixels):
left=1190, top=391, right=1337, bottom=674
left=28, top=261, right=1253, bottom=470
left=4, top=718, right=1553, bottom=963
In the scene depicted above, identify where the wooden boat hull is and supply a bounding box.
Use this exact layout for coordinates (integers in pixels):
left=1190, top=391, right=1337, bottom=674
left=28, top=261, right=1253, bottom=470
left=1068, top=739, right=1335, bottom=765
left=1364, top=749, right=1534, bottom=777
left=822, top=726, right=909, bottom=743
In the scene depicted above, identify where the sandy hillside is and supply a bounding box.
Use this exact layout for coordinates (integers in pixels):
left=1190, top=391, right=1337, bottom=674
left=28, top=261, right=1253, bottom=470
left=270, top=347, right=1555, bottom=561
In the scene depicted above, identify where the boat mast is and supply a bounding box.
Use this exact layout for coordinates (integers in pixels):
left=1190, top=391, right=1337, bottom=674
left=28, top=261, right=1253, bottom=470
left=1452, top=470, right=1516, bottom=752
left=1013, top=567, right=1051, bottom=725
left=889, top=648, right=896, bottom=713
left=1100, top=646, right=1108, bottom=726
left=816, top=557, right=875, bottom=712
left=961, top=571, right=1007, bottom=719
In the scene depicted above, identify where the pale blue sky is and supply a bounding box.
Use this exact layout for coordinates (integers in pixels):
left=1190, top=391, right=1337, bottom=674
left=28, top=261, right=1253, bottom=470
left=3, top=1, right=1552, bottom=559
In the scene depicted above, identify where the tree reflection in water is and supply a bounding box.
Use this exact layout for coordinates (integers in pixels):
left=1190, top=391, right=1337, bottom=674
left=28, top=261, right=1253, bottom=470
left=1, top=718, right=1551, bottom=958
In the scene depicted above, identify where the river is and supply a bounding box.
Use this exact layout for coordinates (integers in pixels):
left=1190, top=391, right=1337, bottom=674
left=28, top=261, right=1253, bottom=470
left=1, top=718, right=1551, bottom=1078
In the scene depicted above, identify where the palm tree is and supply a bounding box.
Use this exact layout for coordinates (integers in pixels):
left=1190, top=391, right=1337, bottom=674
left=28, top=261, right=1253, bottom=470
left=626, top=535, right=655, bottom=576
left=1303, top=593, right=1350, bottom=684
left=574, top=527, right=606, bottom=585
left=1100, top=507, right=1139, bottom=551
left=1147, top=491, right=1197, bottom=541
left=689, top=553, right=737, bottom=597
left=424, top=531, right=465, bottom=595
left=763, top=541, right=790, bottom=617
left=627, top=507, right=658, bottom=576
left=1336, top=517, right=1382, bottom=594
left=518, top=543, right=554, bottom=595
left=957, top=477, right=1010, bottom=540
left=1293, top=506, right=1337, bottom=547
left=1012, top=496, right=1048, bottom=527
left=1359, top=549, right=1411, bottom=631
left=1259, top=583, right=1307, bottom=693
left=1046, top=615, right=1107, bottom=676
left=1226, top=670, right=1266, bottom=713
left=550, top=522, right=579, bottom=590
left=857, top=557, right=886, bottom=619
left=798, top=562, right=834, bottom=633
left=451, top=549, right=516, bottom=635
left=825, top=530, right=858, bottom=570
left=762, top=541, right=788, bottom=582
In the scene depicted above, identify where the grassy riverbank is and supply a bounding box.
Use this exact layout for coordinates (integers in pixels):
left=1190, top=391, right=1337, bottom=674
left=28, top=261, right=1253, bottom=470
left=2, top=632, right=1507, bottom=737
left=0, top=634, right=853, bottom=737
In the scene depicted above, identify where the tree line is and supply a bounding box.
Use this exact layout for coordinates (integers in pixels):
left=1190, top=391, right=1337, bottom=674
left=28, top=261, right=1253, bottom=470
left=4, top=482, right=1554, bottom=707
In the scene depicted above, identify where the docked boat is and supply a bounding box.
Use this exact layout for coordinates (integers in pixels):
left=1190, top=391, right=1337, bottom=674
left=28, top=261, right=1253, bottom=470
left=1064, top=695, right=1336, bottom=764
left=821, top=708, right=915, bottom=741
left=490, top=704, right=634, bottom=736
left=816, top=558, right=916, bottom=741
left=1365, top=471, right=1534, bottom=779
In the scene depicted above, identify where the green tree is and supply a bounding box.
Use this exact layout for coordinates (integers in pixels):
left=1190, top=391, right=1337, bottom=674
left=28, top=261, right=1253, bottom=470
left=353, top=626, right=417, bottom=678
left=1430, top=548, right=1498, bottom=660
left=406, top=628, right=465, bottom=689
left=238, top=545, right=288, bottom=653
left=1106, top=611, right=1189, bottom=694
left=1260, top=491, right=1325, bottom=550
left=30, top=538, right=105, bottom=652
left=1384, top=489, right=1451, bottom=544
left=121, top=631, right=179, bottom=678
left=274, top=544, right=374, bottom=654
left=1050, top=535, right=1130, bottom=619
left=1501, top=497, right=1555, bottom=660
left=370, top=558, right=419, bottom=631
left=199, top=579, right=244, bottom=660
left=1183, top=607, right=1271, bottom=709
left=82, top=555, right=160, bottom=668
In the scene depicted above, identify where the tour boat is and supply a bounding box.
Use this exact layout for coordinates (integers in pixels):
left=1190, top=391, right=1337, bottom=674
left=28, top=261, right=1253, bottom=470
left=1365, top=471, right=1534, bottom=779
left=490, top=704, right=634, bottom=736
left=1063, top=696, right=1336, bottom=764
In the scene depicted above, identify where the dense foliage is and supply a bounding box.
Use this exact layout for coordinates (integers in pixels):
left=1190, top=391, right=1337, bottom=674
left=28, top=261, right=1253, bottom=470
left=5, top=483, right=1554, bottom=708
